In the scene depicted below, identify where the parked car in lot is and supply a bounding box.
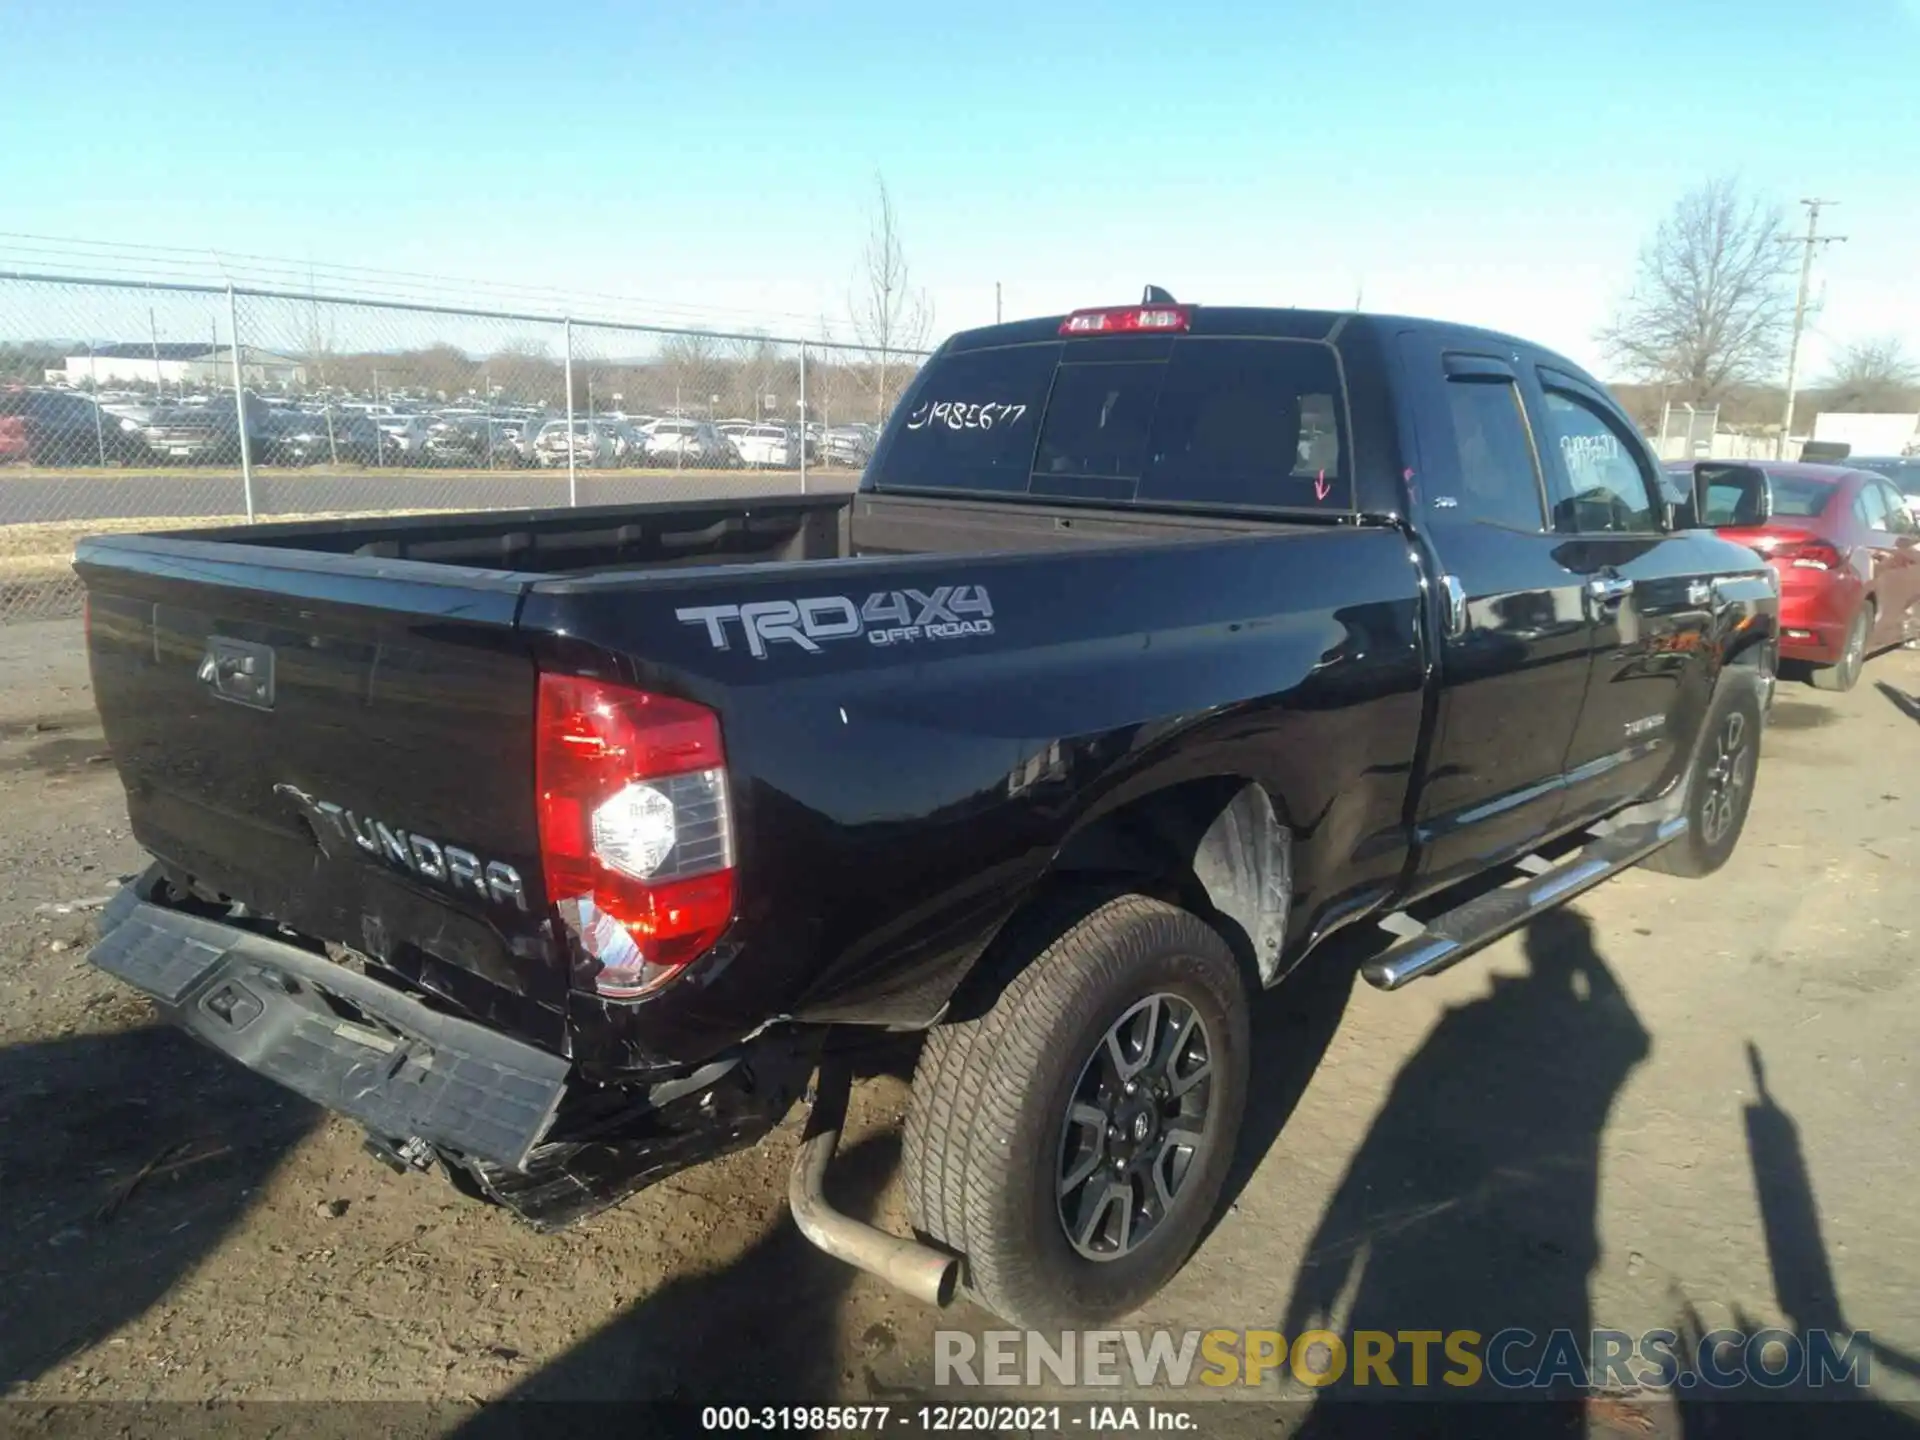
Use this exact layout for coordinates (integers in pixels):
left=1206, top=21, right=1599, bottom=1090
left=731, top=423, right=802, bottom=468
left=264, top=412, right=390, bottom=467
left=1667, top=459, right=1920, bottom=690
left=602, top=419, right=648, bottom=465
left=426, top=415, right=526, bottom=468
left=0, top=387, right=143, bottom=465
left=370, top=413, right=431, bottom=458
left=642, top=418, right=731, bottom=466
left=139, top=404, right=248, bottom=465
left=1845, top=456, right=1920, bottom=517
left=533, top=419, right=618, bottom=468
left=77, top=297, right=1780, bottom=1331
left=824, top=423, right=877, bottom=468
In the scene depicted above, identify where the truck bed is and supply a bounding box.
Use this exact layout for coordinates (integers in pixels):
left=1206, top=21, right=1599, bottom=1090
left=130, top=490, right=1305, bottom=577
left=77, top=487, right=1375, bottom=1068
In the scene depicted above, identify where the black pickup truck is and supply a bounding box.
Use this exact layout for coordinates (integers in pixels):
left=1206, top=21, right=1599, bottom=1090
left=76, top=297, right=1778, bottom=1329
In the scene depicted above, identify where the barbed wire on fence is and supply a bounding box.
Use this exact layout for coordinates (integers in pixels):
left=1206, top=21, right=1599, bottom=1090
left=0, top=269, right=930, bottom=623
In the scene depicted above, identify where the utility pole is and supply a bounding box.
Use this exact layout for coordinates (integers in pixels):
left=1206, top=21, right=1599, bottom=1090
left=149, top=308, right=164, bottom=400
left=1777, top=199, right=1847, bottom=459
left=995, top=281, right=1002, bottom=325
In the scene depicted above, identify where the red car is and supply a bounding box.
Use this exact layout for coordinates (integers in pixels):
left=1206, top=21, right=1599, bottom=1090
left=1667, top=460, right=1920, bottom=691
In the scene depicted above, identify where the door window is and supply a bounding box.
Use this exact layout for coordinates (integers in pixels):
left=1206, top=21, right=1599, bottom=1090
left=1874, top=480, right=1919, bottom=535
left=1440, top=377, right=1546, bottom=530
left=1539, top=388, right=1661, bottom=534
left=1854, top=480, right=1893, bottom=532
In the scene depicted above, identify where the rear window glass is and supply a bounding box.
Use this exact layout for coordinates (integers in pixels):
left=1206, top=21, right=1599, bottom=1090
left=872, top=336, right=1349, bottom=510
left=877, top=343, right=1061, bottom=494
left=1768, top=476, right=1838, bottom=518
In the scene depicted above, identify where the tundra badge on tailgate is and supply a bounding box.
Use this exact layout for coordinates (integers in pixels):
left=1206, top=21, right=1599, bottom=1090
left=675, top=585, right=994, bottom=659
left=273, top=784, right=528, bottom=911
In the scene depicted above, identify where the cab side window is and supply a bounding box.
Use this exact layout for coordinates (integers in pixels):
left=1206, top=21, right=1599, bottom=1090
left=1854, top=480, right=1893, bottom=532
left=1539, top=387, right=1661, bottom=534
left=1440, top=376, right=1547, bottom=530
left=1882, top=481, right=1920, bottom=535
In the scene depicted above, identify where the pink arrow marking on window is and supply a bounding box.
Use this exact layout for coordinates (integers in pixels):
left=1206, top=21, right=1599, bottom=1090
left=1314, top=470, right=1331, bottom=501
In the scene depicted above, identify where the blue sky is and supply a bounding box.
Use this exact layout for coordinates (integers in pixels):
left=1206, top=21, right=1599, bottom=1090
left=2, top=0, right=1915, bottom=378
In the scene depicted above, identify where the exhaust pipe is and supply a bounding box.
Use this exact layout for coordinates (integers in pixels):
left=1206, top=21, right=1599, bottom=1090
left=788, top=1054, right=960, bottom=1308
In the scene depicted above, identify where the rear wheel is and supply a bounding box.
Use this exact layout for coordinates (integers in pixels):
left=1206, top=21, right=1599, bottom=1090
left=902, top=894, right=1250, bottom=1329
left=1642, top=679, right=1763, bottom=879
left=1809, top=605, right=1872, bottom=691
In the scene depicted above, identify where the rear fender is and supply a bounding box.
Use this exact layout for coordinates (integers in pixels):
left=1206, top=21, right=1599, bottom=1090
left=1029, top=776, right=1293, bottom=988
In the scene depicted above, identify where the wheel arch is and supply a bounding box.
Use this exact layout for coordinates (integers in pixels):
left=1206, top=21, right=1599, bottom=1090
left=946, top=777, right=1294, bottom=1023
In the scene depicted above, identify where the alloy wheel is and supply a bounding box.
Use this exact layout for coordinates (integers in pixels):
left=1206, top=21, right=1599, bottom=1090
left=1057, top=993, right=1215, bottom=1261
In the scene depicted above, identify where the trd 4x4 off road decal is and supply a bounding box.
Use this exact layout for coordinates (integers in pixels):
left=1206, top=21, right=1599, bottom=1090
left=676, top=585, right=995, bottom=658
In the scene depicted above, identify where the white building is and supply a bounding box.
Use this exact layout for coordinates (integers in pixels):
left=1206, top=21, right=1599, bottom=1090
left=1811, top=412, right=1920, bottom=458
left=56, top=343, right=309, bottom=390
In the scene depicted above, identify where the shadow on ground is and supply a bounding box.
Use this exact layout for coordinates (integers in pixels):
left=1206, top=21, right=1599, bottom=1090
left=452, top=1140, right=898, bottom=1416
left=1213, top=923, right=1370, bottom=1226
left=1663, top=1044, right=1920, bottom=1438
left=1272, top=907, right=1650, bottom=1436
left=0, top=1025, right=319, bottom=1388
left=1875, top=680, right=1920, bottom=726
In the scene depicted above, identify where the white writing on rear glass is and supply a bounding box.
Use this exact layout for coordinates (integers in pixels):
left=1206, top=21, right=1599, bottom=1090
left=905, top=401, right=1029, bottom=432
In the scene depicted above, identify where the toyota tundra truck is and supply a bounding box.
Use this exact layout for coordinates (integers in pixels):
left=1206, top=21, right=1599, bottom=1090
left=75, top=296, right=1778, bottom=1329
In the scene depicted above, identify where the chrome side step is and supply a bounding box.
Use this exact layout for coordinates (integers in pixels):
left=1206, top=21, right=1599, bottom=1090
left=1363, top=816, right=1687, bottom=991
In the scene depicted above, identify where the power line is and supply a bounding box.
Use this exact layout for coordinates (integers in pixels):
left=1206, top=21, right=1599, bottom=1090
left=0, top=229, right=838, bottom=332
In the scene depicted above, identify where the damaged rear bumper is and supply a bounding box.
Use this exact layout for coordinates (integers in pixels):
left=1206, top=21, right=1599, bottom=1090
left=90, top=883, right=571, bottom=1171
left=88, top=876, right=816, bottom=1228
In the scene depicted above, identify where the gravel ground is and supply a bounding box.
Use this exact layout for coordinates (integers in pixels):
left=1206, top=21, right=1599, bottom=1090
left=1, top=616, right=1916, bottom=1433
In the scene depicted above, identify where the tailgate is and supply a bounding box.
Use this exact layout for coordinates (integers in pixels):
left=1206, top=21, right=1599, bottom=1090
left=75, top=536, right=565, bottom=1041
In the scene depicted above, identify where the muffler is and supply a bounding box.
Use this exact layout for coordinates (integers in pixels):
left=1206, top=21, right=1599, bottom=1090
left=788, top=1053, right=959, bottom=1307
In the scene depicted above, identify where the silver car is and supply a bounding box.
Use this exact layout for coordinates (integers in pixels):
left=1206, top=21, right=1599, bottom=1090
left=643, top=419, right=731, bottom=467
left=533, top=419, right=617, bottom=468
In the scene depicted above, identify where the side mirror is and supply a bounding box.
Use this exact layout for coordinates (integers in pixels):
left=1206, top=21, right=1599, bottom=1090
left=1691, top=463, right=1770, bottom=529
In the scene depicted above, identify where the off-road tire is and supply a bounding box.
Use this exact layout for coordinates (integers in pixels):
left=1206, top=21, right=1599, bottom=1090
left=1809, top=604, right=1873, bottom=692
left=1642, top=678, right=1764, bottom=878
left=902, top=894, right=1250, bottom=1329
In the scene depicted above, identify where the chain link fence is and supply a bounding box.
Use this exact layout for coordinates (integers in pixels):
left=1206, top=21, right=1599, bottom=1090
left=1651, top=401, right=1720, bottom=461
left=1, top=271, right=928, bottom=622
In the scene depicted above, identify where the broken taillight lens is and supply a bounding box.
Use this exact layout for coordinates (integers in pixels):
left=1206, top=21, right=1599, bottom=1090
left=535, top=672, right=735, bottom=1000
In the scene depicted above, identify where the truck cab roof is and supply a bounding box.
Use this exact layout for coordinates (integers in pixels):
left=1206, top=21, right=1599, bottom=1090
left=943, top=305, right=1592, bottom=376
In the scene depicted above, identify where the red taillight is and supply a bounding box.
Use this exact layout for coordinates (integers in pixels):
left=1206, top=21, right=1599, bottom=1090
left=1059, top=305, right=1191, bottom=336
left=1761, top=533, right=1844, bottom=571
left=535, top=672, right=735, bottom=1000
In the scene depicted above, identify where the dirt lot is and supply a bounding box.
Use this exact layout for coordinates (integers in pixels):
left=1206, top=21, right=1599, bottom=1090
left=2, top=617, right=1917, bottom=1428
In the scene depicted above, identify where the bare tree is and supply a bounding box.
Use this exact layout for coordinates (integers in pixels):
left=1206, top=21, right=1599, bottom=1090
left=302, top=295, right=338, bottom=399
left=1599, top=178, right=1796, bottom=403
left=848, top=175, right=932, bottom=423
left=487, top=338, right=560, bottom=407
left=809, top=355, right=848, bottom=434
left=1817, top=336, right=1920, bottom=412
left=657, top=330, right=724, bottom=416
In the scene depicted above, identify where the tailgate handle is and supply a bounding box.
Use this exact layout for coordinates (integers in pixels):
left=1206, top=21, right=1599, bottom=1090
left=197, top=636, right=277, bottom=710
left=1585, top=575, right=1634, bottom=608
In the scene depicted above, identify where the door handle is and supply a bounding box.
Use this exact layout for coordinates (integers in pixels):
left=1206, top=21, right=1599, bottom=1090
left=1440, top=574, right=1468, bottom=638
left=1585, top=575, right=1634, bottom=606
